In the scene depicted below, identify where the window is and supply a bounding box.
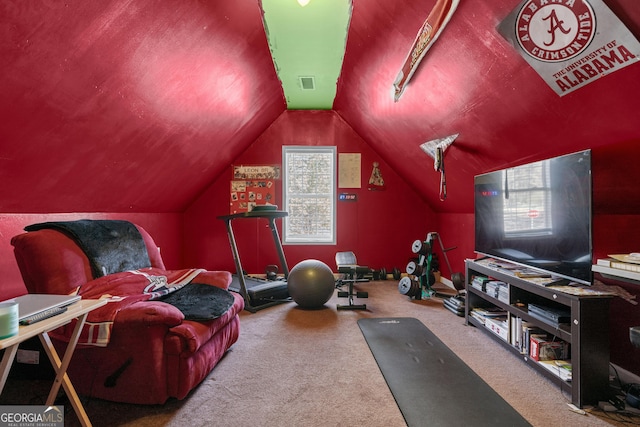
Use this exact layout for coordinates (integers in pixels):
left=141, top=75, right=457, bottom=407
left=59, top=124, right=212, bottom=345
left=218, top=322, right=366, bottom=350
left=282, top=146, right=336, bottom=244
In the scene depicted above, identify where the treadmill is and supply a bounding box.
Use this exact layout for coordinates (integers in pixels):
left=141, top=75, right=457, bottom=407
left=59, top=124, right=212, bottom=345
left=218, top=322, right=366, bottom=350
left=218, top=209, right=291, bottom=312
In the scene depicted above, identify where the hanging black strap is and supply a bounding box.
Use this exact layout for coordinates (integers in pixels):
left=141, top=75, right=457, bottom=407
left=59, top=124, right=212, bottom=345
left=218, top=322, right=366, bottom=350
left=436, top=147, right=447, bottom=201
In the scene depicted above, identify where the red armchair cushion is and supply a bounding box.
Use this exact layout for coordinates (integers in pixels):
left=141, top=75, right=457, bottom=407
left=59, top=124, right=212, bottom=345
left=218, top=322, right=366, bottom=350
left=11, top=224, right=165, bottom=295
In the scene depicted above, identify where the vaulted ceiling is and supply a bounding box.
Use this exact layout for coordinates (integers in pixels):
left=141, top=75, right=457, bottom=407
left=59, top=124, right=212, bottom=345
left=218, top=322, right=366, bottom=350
left=1, top=0, right=639, bottom=214
left=261, top=0, right=352, bottom=109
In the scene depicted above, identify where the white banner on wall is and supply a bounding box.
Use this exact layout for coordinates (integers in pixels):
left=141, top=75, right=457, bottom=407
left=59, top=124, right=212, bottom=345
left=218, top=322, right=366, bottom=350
left=498, top=0, right=640, bottom=96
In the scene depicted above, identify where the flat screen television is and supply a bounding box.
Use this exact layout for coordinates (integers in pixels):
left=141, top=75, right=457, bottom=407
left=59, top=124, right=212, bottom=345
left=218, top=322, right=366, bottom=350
left=474, top=150, right=592, bottom=285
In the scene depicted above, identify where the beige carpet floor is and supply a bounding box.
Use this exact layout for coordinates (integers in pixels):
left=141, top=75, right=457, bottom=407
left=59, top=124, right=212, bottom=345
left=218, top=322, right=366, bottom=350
left=2, top=280, right=638, bottom=426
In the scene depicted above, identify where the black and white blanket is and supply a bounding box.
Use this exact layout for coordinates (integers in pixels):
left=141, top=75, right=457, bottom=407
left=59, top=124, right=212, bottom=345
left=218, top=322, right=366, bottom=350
left=25, top=219, right=151, bottom=278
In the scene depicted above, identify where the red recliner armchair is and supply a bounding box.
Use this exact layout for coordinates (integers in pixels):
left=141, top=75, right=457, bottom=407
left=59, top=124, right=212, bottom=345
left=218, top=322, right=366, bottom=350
left=10, top=220, right=244, bottom=404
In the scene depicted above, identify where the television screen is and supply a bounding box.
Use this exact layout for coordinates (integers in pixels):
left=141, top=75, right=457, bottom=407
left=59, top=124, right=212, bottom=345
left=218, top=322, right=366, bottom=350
left=474, top=150, right=592, bottom=285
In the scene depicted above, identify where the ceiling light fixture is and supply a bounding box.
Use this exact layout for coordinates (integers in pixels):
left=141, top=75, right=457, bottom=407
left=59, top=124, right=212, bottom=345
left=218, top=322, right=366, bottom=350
left=297, top=0, right=310, bottom=6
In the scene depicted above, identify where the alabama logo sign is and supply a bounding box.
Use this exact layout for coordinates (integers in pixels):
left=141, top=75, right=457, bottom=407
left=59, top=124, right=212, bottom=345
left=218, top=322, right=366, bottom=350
left=498, top=0, right=640, bottom=96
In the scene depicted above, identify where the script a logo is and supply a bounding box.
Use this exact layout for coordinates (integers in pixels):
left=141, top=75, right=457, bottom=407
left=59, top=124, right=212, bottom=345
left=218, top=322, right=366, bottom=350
left=515, top=0, right=596, bottom=63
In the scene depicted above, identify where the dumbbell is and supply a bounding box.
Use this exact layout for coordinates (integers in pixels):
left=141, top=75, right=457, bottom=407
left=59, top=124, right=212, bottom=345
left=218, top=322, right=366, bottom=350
left=265, top=264, right=278, bottom=281
left=371, top=267, right=401, bottom=280
left=372, top=267, right=386, bottom=280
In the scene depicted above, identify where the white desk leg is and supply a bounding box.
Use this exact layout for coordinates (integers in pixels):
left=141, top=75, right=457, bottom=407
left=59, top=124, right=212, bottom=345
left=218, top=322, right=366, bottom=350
left=38, top=312, right=91, bottom=427
left=0, top=344, right=19, bottom=394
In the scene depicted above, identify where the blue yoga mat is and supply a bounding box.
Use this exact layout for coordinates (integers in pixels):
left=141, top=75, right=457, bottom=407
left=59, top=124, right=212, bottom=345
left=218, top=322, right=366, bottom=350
left=358, top=317, right=532, bottom=427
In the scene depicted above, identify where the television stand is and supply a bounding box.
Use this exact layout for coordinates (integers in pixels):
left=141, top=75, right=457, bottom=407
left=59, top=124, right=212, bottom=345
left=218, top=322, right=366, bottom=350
left=218, top=210, right=291, bottom=312
left=465, top=258, right=614, bottom=408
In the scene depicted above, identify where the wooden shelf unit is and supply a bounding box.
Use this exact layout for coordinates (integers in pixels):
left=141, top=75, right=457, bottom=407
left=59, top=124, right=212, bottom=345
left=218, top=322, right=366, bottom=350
left=465, top=259, right=612, bottom=408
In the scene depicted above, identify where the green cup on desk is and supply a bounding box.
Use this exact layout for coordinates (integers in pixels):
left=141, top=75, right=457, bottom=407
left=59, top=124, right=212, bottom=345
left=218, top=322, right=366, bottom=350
left=0, top=301, right=19, bottom=338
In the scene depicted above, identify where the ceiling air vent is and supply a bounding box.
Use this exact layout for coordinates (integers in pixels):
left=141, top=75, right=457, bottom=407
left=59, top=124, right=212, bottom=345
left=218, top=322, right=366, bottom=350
left=299, top=76, right=315, bottom=90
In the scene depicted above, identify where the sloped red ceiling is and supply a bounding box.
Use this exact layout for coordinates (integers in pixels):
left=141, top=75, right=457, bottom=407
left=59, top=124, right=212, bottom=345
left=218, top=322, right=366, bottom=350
left=334, top=0, right=640, bottom=213
left=0, top=0, right=284, bottom=213
left=1, top=0, right=639, bottom=215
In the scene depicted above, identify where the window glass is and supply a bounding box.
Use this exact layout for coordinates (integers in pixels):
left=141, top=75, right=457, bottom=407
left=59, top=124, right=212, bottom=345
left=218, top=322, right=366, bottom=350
left=282, top=146, right=336, bottom=244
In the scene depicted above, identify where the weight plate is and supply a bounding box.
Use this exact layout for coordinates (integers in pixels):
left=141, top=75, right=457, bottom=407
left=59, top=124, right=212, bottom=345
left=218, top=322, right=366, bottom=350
left=398, top=277, right=413, bottom=295
left=406, top=261, right=417, bottom=275
left=398, top=276, right=420, bottom=297
left=451, top=272, right=465, bottom=291
left=392, top=267, right=401, bottom=280
left=411, top=239, right=423, bottom=254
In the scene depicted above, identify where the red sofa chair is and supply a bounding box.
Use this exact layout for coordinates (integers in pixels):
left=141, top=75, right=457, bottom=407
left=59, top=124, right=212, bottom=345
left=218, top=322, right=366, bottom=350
left=10, top=220, right=244, bottom=404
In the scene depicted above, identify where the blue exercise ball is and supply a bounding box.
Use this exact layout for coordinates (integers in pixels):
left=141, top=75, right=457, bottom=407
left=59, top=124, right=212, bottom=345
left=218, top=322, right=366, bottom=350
left=287, top=259, right=335, bottom=308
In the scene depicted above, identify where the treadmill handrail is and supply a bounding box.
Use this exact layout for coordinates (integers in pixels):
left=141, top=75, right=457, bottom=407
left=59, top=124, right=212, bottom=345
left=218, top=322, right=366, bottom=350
left=218, top=210, right=290, bottom=312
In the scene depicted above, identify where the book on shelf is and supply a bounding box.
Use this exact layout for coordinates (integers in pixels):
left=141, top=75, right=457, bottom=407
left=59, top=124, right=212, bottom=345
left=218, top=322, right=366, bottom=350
left=538, top=360, right=572, bottom=381
left=597, top=255, right=640, bottom=273
left=609, top=254, right=640, bottom=265
left=471, top=306, right=507, bottom=317
left=510, top=317, right=542, bottom=353
left=596, top=258, right=612, bottom=267
left=485, top=316, right=509, bottom=341
left=520, top=324, right=545, bottom=356
left=510, top=316, right=530, bottom=350
left=469, top=307, right=507, bottom=328
left=510, top=316, right=520, bottom=348
left=469, top=310, right=487, bottom=325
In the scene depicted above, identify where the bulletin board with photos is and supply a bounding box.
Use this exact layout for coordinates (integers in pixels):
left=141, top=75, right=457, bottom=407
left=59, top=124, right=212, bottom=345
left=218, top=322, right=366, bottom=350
left=229, top=165, right=280, bottom=214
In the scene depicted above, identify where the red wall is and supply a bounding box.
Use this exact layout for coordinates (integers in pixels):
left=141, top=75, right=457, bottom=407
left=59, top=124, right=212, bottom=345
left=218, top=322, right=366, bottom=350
left=184, top=110, right=437, bottom=276
left=435, top=213, right=476, bottom=275
left=590, top=139, right=640, bottom=372
left=0, top=213, right=183, bottom=300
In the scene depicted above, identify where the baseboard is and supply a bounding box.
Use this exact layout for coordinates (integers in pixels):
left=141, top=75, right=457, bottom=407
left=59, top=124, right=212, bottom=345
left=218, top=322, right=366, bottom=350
left=440, top=276, right=454, bottom=289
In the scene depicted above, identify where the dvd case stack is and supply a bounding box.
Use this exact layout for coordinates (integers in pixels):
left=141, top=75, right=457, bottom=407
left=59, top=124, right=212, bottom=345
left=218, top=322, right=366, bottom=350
left=443, top=295, right=465, bottom=317
left=470, top=276, right=490, bottom=292
left=484, top=280, right=508, bottom=303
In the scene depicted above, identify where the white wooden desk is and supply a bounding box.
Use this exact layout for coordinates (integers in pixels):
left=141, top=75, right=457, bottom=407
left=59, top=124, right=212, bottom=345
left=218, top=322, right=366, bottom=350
left=0, top=299, right=107, bottom=427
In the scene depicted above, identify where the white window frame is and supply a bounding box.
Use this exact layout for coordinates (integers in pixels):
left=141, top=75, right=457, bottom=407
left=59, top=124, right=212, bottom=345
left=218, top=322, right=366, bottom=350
left=282, top=146, right=336, bottom=245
